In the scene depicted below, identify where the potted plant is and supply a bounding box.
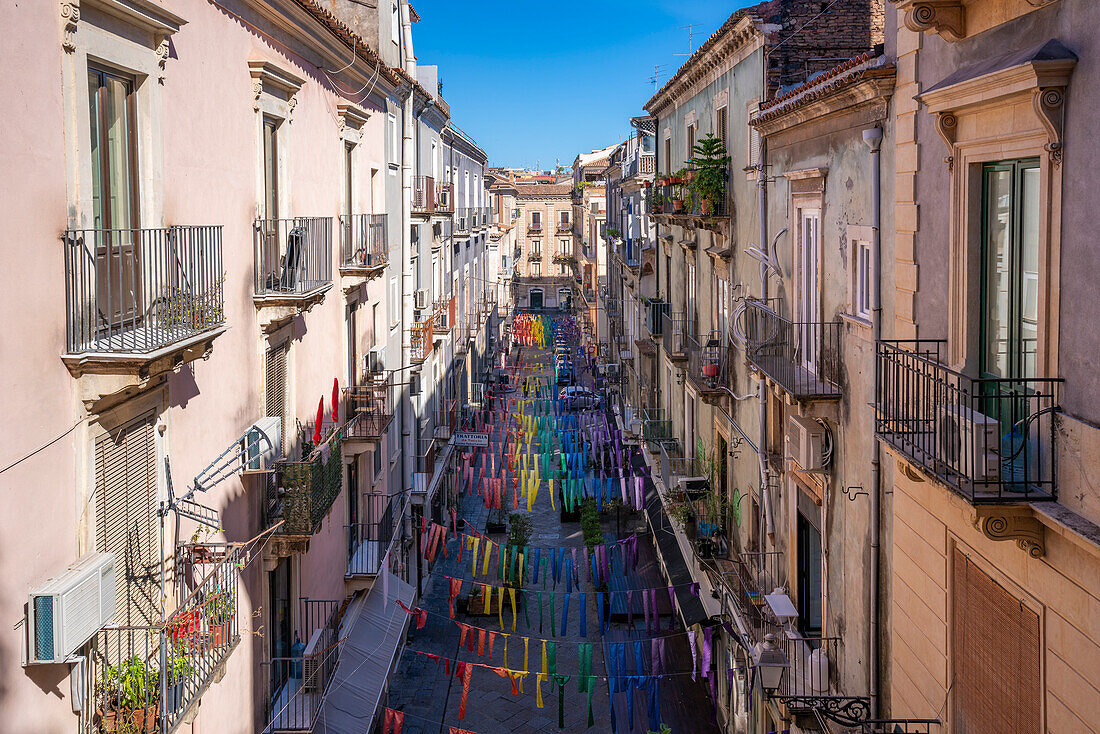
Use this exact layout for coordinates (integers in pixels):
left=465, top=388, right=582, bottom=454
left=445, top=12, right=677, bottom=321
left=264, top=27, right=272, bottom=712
left=99, top=655, right=160, bottom=733
left=687, top=134, right=730, bottom=216
left=505, top=512, right=533, bottom=589
left=164, top=643, right=191, bottom=715
left=204, top=587, right=236, bottom=647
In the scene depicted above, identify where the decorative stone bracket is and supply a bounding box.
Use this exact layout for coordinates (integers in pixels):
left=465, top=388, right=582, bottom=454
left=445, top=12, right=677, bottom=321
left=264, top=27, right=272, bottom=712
left=973, top=506, right=1046, bottom=558
left=897, top=0, right=966, bottom=42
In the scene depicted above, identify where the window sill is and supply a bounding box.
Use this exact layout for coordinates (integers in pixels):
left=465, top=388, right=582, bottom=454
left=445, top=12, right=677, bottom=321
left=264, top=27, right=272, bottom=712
left=840, top=312, right=873, bottom=331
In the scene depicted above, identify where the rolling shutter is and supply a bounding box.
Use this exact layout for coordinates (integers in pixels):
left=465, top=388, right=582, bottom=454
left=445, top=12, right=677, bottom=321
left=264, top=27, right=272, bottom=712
left=952, top=547, right=1041, bottom=733
left=95, top=414, right=158, bottom=626
left=266, top=343, right=288, bottom=453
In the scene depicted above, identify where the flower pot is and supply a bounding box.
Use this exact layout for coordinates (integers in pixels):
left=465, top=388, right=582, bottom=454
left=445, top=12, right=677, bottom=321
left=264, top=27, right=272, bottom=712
left=702, top=363, right=720, bottom=378
left=165, top=679, right=185, bottom=714
left=701, top=199, right=714, bottom=215
left=128, top=707, right=158, bottom=732
left=210, top=621, right=233, bottom=647
left=684, top=170, right=696, bottom=183
left=98, top=707, right=120, bottom=733
left=671, top=200, right=684, bottom=213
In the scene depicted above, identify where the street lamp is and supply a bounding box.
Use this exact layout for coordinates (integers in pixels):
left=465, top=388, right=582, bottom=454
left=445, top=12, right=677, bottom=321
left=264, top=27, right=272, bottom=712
left=751, top=633, right=790, bottom=694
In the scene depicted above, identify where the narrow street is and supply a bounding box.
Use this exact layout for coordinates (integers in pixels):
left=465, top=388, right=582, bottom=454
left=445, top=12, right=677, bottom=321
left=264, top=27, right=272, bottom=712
left=388, top=333, right=720, bottom=733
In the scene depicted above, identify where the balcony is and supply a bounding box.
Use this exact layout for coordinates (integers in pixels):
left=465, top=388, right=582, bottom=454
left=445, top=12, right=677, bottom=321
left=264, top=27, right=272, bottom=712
left=876, top=340, right=1061, bottom=503
left=342, top=375, right=394, bottom=450
left=412, top=176, right=437, bottom=216
left=556, top=220, right=572, bottom=234
left=527, top=221, right=543, bottom=234
left=649, top=178, right=728, bottom=231
left=264, top=599, right=342, bottom=732
left=625, top=153, right=656, bottom=181
left=641, top=407, right=674, bottom=453
left=454, top=208, right=473, bottom=235
left=433, top=398, right=459, bottom=441
left=661, top=311, right=691, bottom=360
left=685, top=332, right=729, bottom=396
left=339, top=213, right=387, bottom=278
left=87, top=546, right=243, bottom=733
left=409, top=317, right=434, bottom=363
left=254, top=217, right=333, bottom=330
left=346, top=496, right=396, bottom=577
left=528, top=250, right=543, bottom=262
left=435, top=184, right=454, bottom=214
left=744, top=301, right=841, bottom=399
left=61, top=226, right=227, bottom=385
left=414, top=436, right=439, bottom=476
left=263, top=433, right=344, bottom=539
left=432, top=298, right=456, bottom=334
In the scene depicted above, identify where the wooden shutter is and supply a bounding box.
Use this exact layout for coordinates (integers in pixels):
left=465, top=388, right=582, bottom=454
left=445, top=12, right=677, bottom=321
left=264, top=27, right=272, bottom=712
left=266, top=343, right=288, bottom=453
left=952, top=547, right=1041, bottom=733
left=95, top=414, right=157, bottom=626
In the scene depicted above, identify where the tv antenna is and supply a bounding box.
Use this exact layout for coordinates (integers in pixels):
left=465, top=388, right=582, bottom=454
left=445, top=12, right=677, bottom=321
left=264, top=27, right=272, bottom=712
left=649, top=63, right=668, bottom=91
left=675, top=24, right=703, bottom=56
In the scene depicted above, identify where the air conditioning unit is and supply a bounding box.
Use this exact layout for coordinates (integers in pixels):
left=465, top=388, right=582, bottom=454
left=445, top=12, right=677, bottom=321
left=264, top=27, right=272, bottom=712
left=300, top=627, right=325, bottom=692
left=365, top=346, right=386, bottom=376
left=787, top=414, right=826, bottom=471
left=600, top=363, right=620, bottom=378
left=936, top=404, right=1000, bottom=482
left=413, top=289, right=428, bottom=310
left=26, top=553, right=115, bottom=664
left=244, top=416, right=282, bottom=470
left=677, top=476, right=710, bottom=499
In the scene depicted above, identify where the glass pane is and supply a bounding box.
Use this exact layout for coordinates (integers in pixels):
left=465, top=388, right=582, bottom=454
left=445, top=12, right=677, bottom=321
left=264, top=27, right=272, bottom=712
left=104, top=75, right=134, bottom=229
left=1019, top=165, right=1040, bottom=378
left=88, top=71, right=103, bottom=229
left=983, top=168, right=1013, bottom=378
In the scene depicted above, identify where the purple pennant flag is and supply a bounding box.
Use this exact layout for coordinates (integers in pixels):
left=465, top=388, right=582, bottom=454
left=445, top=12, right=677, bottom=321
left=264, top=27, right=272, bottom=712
left=690, top=582, right=700, bottom=597
left=667, top=586, right=676, bottom=631
left=641, top=589, right=650, bottom=633
left=620, top=472, right=629, bottom=504
left=651, top=638, right=663, bottom=675
left=688, top=630, right=697, bottom=681
left=634, top=475, right=644, bottom=511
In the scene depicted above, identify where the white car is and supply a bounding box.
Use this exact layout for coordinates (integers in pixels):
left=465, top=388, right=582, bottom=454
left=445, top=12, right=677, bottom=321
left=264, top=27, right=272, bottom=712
left=559, top=387, right=600, bottom=411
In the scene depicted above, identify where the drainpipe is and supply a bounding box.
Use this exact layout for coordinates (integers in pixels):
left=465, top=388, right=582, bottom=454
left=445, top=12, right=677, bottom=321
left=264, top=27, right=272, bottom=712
left=757, top=135, right=774, bottom=543
left=863, top=125, right=883, bottom=720
left=400, top=0, right=417, bottom=589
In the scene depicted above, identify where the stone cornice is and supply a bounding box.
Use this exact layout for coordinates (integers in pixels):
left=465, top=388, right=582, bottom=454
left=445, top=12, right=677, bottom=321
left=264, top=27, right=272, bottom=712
left=753, top=72, right=896, bottom=137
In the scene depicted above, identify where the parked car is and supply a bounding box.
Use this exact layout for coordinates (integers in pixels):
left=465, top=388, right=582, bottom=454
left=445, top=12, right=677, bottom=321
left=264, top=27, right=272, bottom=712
left=555, top=358, right=574, bottom=385
left=559, top=386, right=600, bottom=411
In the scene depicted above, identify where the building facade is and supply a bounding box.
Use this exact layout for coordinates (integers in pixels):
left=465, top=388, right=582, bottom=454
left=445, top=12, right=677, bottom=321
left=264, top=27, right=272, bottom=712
left=511, top=182, right=575, bottom=311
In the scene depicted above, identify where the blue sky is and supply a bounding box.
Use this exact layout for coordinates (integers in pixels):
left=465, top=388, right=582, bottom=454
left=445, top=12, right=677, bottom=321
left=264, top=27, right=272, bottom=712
left=413, top=0, right=756, bottom=170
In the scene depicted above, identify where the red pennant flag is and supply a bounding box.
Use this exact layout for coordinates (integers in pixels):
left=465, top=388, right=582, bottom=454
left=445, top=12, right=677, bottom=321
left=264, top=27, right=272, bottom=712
left=331, top=377, right=339, bottom=423
left=313, top=397, right=324, bottom=444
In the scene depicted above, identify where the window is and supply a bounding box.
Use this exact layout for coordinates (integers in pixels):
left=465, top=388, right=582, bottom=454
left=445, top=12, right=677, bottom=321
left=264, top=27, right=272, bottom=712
left=686, top=260, right=696, bottom=332
left=796, top=510, right=823, bottom=637
left=88, top=66, right=139, bottom=230
left=559, top=263, right=568, bottom=275
left=981, top=159, right=1041, bottom=380
left=952, top=548, right=1040, bottom=732
left=389, top=276, right=399, bottom=326
left=560, top=210, right=569, bottom=226
left=530, top=211, right=541, bottom=229
left=747, top=101, right=761, bottom=173
left=388, top=113, right=398, bottom=169
left=265, top=343, right=289, bottom=454
left=532, top=261, right=541, bottom=277
left=664, top=135, right=672, bottom=173
left=686, top=123, right=697, bottom=160
left=558, top=239, right=570, bottom=256
left=715, top=275, right=729, bottom=336
left=95, top=413, right=157, bottom=626
left=531, top=240, right=541, bottom=255
left=797, top=208, right=821, bottom=369
left=715, top=105, right=728, bottom=148
left=852, top=239, right=872, bottom=321
left=344, top=141, right=355, bottom=221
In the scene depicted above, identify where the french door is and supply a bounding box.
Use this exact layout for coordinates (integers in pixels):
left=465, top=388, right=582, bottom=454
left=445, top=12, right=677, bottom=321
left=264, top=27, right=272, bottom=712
left=799, top=209, right=821, bottom=372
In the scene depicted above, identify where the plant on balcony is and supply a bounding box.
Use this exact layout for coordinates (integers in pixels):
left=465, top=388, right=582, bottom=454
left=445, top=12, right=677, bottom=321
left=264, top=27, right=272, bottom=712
left=688, top=134, right=730, bottom=215
left=670, top=168, right=689, bottom=212
left=650, top=189, right=665, bottom=213
left=158, top=274, right=226, bottom=331
left=98, top=655, right=160, bottom=733
left=164, top=642, right=192, bottom=713
left=204, top=587, right=237, bottom=647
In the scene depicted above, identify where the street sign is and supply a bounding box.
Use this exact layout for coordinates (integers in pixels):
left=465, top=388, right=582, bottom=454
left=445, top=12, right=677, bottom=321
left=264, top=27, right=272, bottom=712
left=453, top=431, right=489, bottom=447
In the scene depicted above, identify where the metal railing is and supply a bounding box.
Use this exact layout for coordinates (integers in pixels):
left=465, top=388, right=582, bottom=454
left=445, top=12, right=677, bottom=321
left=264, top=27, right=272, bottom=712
left=704, top=551, right=786, bottom=643
left=661, top=311, right=690, bottom=356
left=433, top=398, right=458, bottom=440
left=776, top=636, right=841, bottom=700
left=435, top=183, right=453, bottom=213
left=686, top=332, right=728, bottom=393
left=412, top=176, right=436, bottom=214
left=84, top=546, right=242, bottom=734
left=344, top=376, right=394, bottom=441
left=415, top=436, right=439, bottom=475
left=744, top=301, right=841, bottom=398
left=527, top=221, right=543, bottom=233
left=339, top=213, right=387, bottom=271
left=346, top=496, right=395, bottom=576
left=876, top=340, right=1061, bottom=502
left=454, top=208, right=473, bottom=233
left=254, top=217, right=332, bottom=297
left=63, top=225, right=225, bottom=356
left=263, top=600, right=342, bottom=732
left=641, top=407, right=673, bottom=452
left=409, top=317, right=434, bottom=362
left=264, top=434, right=344, bottom=535
left=557, top=220, right=572, bottom=233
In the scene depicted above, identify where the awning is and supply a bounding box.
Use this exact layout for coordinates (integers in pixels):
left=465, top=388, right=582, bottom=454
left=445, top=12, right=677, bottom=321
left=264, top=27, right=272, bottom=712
left=313, top=573, right=415, bottom=734
left=636, top=459, right=709, bottom=629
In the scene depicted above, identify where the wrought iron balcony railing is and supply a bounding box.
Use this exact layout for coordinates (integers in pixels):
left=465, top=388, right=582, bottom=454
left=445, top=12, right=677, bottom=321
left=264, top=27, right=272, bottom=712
left=409, top=317, right=434, bottom=363
left=343, top=376, right=394, bottom=442
left=744, top=301, right=841, bottom=398
left=528, top=221, right=543, bottom=233
left=433, top=398, right=459, bottom=441
left=339, top=213, right=387, bottom=272
left=641, top=407, right=673, bottom=452
left=254, top=217, right=333, bottom=297
left=412, top=176, right=436, bottom=214
left=661, top=311, right=691, bottom=358
left=263, top=433, right=343, bottom=535
left=63, top=225, right=225, bottom=356
left=414, top=436, right=439, bottom=476
left=346, top=496, right=396, bottom=576
left=264, top=599, right=342, bottom=732
left=435, top=183, right=454, bottom=213
left=85, top=546, right=242, bottom=733
left=557, top=220, right=572, bottom=233
left=875, top=339, right=1061, bottom=502
left=686, top=332, right=729, bottom=393
left=454, top=208, right=473, bottom=234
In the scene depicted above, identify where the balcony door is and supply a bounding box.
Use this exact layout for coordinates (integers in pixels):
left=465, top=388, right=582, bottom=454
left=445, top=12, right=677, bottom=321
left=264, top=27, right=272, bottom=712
left=261, top=116, right=281, bottom=282
left=88, top=66, right=141, bottom=333
left=797, top=208, right=821, bottom=372
left=796, top=511, right=823, bottom=638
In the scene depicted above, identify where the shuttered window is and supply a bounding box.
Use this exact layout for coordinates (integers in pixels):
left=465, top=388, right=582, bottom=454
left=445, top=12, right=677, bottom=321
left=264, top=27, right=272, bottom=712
left=266, top=343, right=288, bottom=454
left=95, top=414, right=158, bottom=626
left=952, top=547, right=1041, bottom=733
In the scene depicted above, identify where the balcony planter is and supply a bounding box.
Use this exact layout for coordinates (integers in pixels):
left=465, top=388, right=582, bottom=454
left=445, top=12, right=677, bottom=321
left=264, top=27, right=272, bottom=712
left=688, top=134, right=730, bottom=219
left=671, top=199, right=684, bottom=213
left=702, top=362, right=720, bottom=378
left=701, top=199, right=716, bottom=215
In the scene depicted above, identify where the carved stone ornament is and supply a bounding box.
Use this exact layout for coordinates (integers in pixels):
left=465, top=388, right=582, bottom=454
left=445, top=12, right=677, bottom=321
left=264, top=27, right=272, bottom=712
left=934, top=112, right=958, bottom=170
left=973, top=507, right=1046, bottom=558
left=902, top=1, right=966, bottom=42
left=252, top=79, right=263, bottom=111
left=61, top=0, right=80, bottom=52
left=156, top=37, right=170, bottom=81
left=1032, top=86, right=1066, bottom=164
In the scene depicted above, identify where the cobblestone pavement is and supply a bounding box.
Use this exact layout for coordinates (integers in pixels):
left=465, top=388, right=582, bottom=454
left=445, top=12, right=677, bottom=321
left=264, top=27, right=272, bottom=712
left=386, top=342, right=714, bottom=734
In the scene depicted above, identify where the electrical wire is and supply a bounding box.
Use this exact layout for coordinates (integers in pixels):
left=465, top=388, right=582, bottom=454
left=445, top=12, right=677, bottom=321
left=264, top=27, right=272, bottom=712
left=0, top=419, right=80, bottom=476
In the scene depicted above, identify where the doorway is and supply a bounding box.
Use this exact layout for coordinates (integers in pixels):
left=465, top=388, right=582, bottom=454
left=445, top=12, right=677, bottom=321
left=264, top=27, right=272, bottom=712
left=530, top=289, right=544, bottom=310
